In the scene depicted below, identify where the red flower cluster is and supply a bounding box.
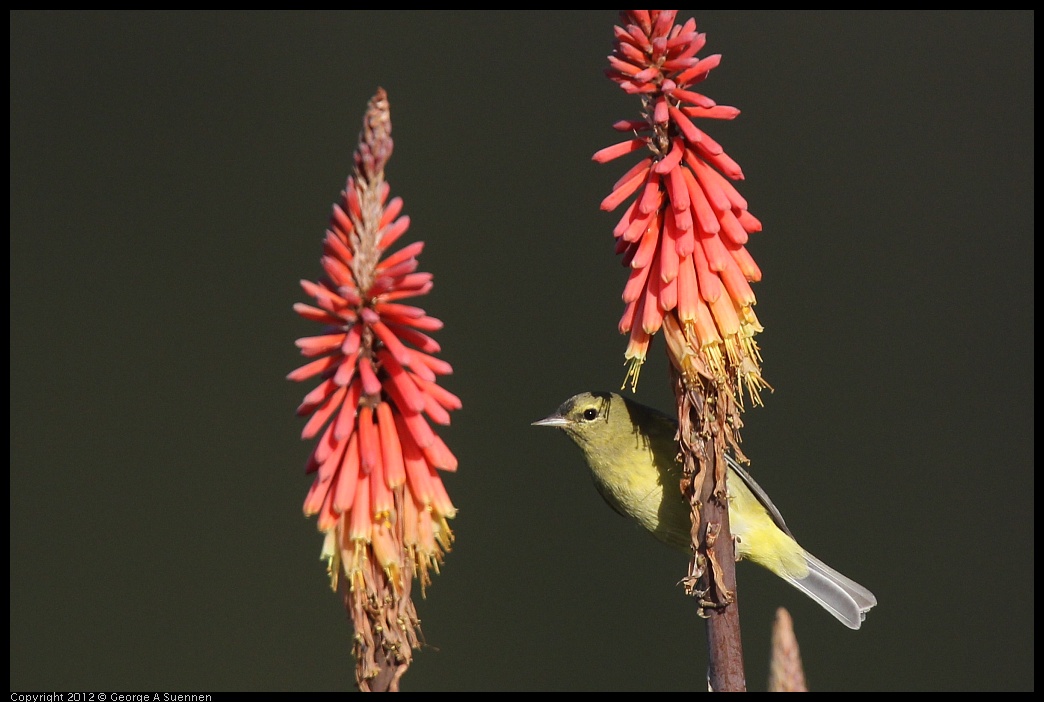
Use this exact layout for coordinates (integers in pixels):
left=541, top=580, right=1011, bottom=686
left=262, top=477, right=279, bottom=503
left=289, top=90, right=458, bottom=597
left=595, top=10, right=765, bottom=396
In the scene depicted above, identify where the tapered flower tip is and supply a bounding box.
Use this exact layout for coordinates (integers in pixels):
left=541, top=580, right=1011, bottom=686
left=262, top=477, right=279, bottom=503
left=355, top=87, right=393, bottom=182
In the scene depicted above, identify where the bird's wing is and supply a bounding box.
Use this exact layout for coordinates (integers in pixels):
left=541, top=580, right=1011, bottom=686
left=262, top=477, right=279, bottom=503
left=723, top=453, right=794, bottom=539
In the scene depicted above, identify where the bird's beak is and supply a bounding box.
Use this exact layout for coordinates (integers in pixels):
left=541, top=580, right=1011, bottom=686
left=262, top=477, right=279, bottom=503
left=531, top=413, right=568, bottom=428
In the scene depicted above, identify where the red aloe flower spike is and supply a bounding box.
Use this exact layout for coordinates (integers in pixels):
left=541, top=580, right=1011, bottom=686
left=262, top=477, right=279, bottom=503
left=596, top=11, right=768, bottom=402
left=289, top=88, right=459, bottom=691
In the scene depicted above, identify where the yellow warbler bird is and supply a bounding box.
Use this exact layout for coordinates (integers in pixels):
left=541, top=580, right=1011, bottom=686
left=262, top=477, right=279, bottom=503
left=533, top=391, right=876, bottom=629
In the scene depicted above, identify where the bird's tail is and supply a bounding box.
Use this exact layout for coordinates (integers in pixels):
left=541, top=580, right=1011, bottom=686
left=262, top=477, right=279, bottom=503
left=782, top=552, right=878, bottom=630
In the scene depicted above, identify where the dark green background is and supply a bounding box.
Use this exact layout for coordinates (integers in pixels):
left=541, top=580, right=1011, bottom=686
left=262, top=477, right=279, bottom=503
left=10, top=11, right=1033, bottom=692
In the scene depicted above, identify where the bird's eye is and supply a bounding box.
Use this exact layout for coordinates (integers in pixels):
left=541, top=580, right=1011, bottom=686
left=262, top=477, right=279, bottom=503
left=582, top=408, right=598, bottom=421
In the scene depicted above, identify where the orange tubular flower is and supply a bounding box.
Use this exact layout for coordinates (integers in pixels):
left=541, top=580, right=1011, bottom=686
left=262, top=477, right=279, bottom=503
left=596, top=10, right=767, bottom=403
left=289, top=88, right=459, bottom=690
